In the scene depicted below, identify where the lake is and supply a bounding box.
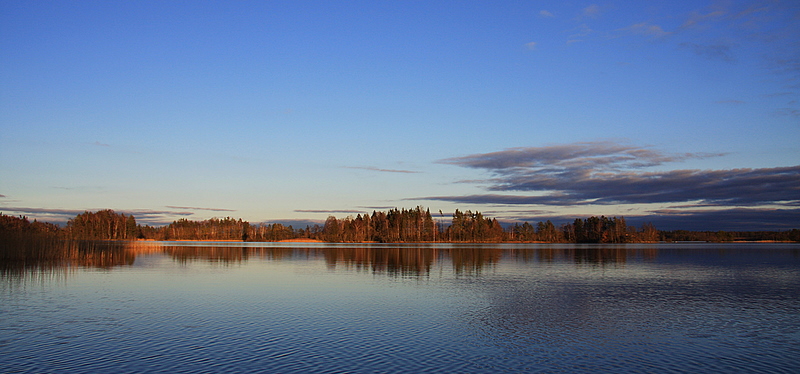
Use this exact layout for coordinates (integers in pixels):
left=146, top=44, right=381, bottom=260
left=1, top=241, right=799, bottom=373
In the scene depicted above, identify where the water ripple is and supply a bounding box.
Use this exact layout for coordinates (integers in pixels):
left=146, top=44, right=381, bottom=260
left=2, top=244, right=800, bottom=373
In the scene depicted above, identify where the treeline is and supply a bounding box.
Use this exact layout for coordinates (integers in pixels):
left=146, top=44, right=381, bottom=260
left=0, top=209, right=666, bottom=243
left=0, top=214, right=61, bottom=237
left=661, top=229, right=800, bottom=243
left=321, top=207, right=438, bottom=242
left=138, top=217, right=304, bottom=242
left=2, top=209, right=799, bottom=243
left=1, top=210, right=137, bottom=241
left=318, top=209, right=659, bottom=243
left=509, top=216, right=659, bottom=243
left=66, top=209, right=138, bottom=240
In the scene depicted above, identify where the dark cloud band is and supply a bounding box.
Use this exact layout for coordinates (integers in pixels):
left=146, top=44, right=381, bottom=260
left=433, top=142, right=798, bottom=206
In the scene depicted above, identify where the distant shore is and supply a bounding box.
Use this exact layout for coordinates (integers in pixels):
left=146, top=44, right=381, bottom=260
left=278, top=238, right=326, bottom=243
left=134, top=238, right=326, bottom=243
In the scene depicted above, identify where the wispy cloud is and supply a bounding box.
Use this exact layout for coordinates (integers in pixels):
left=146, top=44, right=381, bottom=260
left=566, top=23, right=594, bottom=44
left=294, top=209, right=366, bottom=214
left=681, top=9, right=726, bottom=30
left=114, top=209, right=200, bottom=226
left=344, top=166, right=420, bottom=174
left=483, top=209, right=555, bottom=214
left=410, top=194, right=580, bottom=206
left=680, top=42, right=737, bottom=62
left=0, top=206, right=196, bottom=226
left=624, top=22, right=671, bottom=38
left=580, top=4, right=601, bottom=19
left=539, top=10, right=554, bottom=18
left=258, top=218, right=325, bottom=228
left=51, top=185, right=106, bottom=192
left=484, top=208, right=800, bottom=231
left=775, top=108, right=800, bottom=117
left=165, top=205, right=236, bottom=212
left=428, top=142, right=799, bottom=207
left=763, top=92, right=795, bottom=98
left=359, top=206, right=400, bottom=211
left=715, top=99, right=745, bottom=105
left=525, top=42, right=537, bottom=50
left=731, top=4, right=770, bottom=20
left=0, top=207, right=88, bottom=217
left=92, top=141, right=110, bottom=147
left=767, top=57, right=800, bottom=75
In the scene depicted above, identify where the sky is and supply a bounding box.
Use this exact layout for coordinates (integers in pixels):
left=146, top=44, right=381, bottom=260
left=1, top=0, right=799, bottom=231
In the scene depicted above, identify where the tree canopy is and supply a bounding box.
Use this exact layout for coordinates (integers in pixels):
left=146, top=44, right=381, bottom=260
left=2, top=209, right=798, bottom=243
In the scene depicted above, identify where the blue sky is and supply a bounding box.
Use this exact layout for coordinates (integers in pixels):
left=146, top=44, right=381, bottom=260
left=1, top=0, right=798, bottom=231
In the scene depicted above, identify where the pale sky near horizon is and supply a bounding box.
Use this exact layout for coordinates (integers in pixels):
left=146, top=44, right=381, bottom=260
left=2, top=0, right=799, bottom=231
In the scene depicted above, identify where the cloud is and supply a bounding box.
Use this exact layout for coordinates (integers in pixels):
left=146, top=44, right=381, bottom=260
left=165, top=205, right=236, bottom=212
left=121, top=209, right=196, bottom=225
left=768, top=57, right=800, bottom=75
left=525, top=42, right=537, bottom=50
left=92, top=141, right=110, bottom=147
left=409, top=194, right=581, bottom=206
left=625, top=22, right=671, bottom=38
left=715, top=99, right=745, bottom=105
left=0, top=194, right=5, bottom=198
left=431, top=142, right=799, bottom=207
left=0, top=206, right=196, bottom=226
left=438, top=141, right=721, bottom=171
left=637, top=208, right=800, bottom=231
left=0, top=207, right=89, bottom=217
left=486, top=208, right=800, bottom=231
left=681, top=10, right=726, bottom=29
left=679, top=42, right=736, bottom=62
left=731, top=5, right=770, bottom=20
left=775, top=108, right=800, bottom=117
left=539, top=10, right=554, bottom=18
left=763, top=92, right=795, bottom=98
left=359, top=206, right=401, bottom=211
left=565, top=23, right=594, bottom=44
left=580, top=4, right=601, bottom=19
left=294, top=209, right=366, bottom=214
left=483, top=209, right=555, bottom=215
left=258, top=218, right=325, bottom=228
left=344, top=166, right=420, bottom=174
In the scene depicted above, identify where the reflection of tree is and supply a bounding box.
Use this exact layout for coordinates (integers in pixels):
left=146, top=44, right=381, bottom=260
left=2, top=242, right=664, bottom=280
left=66, top=241, right=138, bottom=268
left=322, top=247, right=439, bottom=276
left=573, top=247, right=629, bottom=265
left=451, top=247, right=503, bottom=275
left=166, top=246, right=249, bottom=264
left=504, top=246, right=661, bottom=266
left=536, top=248, right=556, bottom=263
left=1, top=240, right=140, bottom=278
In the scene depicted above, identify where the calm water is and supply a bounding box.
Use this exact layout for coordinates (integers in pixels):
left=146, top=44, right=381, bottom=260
left=1, top=242, right=799, bottom=373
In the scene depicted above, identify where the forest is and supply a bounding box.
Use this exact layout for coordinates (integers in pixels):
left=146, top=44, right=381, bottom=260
left=2, top=208, right=799, bottom=243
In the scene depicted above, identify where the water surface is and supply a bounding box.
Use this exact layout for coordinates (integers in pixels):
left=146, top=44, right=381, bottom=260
left=2, top=242, right=799, bottom=373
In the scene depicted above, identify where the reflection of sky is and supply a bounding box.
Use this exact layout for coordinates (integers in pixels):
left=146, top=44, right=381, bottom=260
left=3, top=243, right=800, bottom=372
left=494, top=256, right=800, bottom=286
left=462, top=251, right=800, bottom=371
